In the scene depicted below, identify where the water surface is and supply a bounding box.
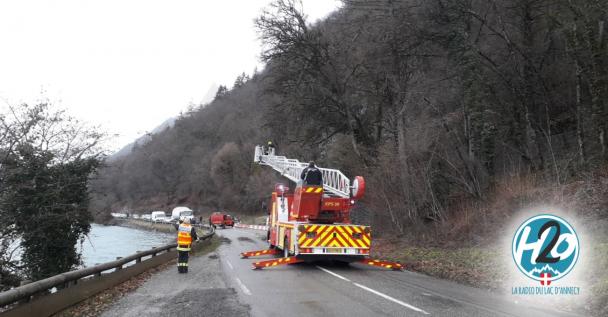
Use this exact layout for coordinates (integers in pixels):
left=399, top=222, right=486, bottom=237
left=81, top=223, right=173, bottom=267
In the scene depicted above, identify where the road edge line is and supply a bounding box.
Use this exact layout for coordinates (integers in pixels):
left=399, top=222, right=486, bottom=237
left=235, top=277, right=252, bottom=296
left=316, top=266, right=351, bottom=282
left=353, top=282, right=429, bottom=315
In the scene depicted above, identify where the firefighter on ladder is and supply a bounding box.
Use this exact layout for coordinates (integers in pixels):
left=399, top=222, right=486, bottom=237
left=176, top=218, right=198, bottom=273
left=265, top=140, right=275, bottom=155
left=300, top=161, right=323, bottom=185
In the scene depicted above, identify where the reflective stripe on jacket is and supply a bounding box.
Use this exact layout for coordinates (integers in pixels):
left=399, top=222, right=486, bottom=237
left=177, top=224, right=193, bottom=250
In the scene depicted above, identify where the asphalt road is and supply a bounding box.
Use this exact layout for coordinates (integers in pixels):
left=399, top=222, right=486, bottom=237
left=103, top=227, right=582, bottom=317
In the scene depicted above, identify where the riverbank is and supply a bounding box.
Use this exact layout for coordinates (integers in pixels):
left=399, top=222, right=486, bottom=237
left=108, top=219, right=177, bottom=234
left=108, top=219, right=210, bottom=244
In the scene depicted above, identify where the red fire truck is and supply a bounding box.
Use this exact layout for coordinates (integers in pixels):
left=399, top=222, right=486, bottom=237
left=241, top=146, right=402, bottom=270
left=209, top=212, right=234, bottom=229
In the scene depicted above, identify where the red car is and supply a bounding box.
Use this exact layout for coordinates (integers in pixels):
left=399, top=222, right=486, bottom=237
left=209, top=212, right=234, bottom=228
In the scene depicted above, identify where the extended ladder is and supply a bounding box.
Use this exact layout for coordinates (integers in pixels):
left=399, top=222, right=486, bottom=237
left=254, top=145, right=351, bottom=198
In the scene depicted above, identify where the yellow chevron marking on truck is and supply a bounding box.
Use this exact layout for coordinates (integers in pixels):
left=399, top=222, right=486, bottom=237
left=298, top=225, right=371, bottom=249
left=311, top=229, right=330, bottom=247
left=320, top=230, right=335, bottom=246
left=335, top=232, right=348, bottom=246
left=354, top=237, right=366, bottom=248
left=315, top=188, right=323, bottom=193
left=301, top=236, right=312, bottom=247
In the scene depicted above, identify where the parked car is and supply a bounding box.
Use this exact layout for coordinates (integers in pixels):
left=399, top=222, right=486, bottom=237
left=141, top=214, right=151, bottom=221
left=151, top=211, right=167, bottom=223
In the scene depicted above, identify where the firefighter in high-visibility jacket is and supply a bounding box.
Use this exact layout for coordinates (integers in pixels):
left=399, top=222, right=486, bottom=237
left=176, top=218, right=198, bottom=273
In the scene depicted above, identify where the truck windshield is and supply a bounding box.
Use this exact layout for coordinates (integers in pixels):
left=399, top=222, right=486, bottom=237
left=181, top=211, right=193, bottom=216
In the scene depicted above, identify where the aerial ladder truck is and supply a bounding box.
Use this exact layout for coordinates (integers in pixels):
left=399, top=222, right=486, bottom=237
left=240, top=145, right=403, bottom=270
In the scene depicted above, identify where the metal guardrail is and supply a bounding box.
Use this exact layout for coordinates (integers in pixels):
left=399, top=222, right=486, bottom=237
left=0, top=224, right=214, bottom=309
left=254, top=145, right=351, bottom=198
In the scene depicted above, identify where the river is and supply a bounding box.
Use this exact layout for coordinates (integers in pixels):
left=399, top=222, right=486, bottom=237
left=80, top=223, right=173, bottom=267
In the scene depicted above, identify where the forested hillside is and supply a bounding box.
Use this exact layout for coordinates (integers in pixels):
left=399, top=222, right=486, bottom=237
left=92, top=0, right=608, bottom=241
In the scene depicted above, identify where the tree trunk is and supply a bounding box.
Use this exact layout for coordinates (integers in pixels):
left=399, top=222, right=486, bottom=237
left=571, top=23, right=587, bottom=165
left=582, top=15, right=607, bottom=160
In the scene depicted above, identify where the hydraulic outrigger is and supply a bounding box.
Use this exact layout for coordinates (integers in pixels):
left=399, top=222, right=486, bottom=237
left=240, top=145, right=404, bottom=271
left=241, top=248, right=403, bottom=270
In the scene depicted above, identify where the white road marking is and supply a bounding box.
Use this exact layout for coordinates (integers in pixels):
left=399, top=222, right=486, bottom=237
left=226, top=260, right=234, bottom=270
left=353, top=283, right=429, bottom=315
left=317, top=266, right=429, bottom=315
left=316, top=266, right=351, bottom=282
left=235, top=277, right=252, bottom=296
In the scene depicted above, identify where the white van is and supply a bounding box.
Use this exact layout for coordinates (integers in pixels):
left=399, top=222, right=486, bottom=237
left=151, top=211, right=167, bottom=223
left=171, top=206, right=195, bottom=223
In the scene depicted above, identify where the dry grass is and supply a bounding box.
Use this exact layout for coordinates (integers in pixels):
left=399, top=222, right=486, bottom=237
left=374, top=168, right=608, bottom=316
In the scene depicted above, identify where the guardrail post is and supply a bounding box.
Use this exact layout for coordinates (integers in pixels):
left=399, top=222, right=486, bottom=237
left=115, top=257, right=123, bottom=271
left=136, top=251, right=142, bottom=263
left=19, top=280, right=31, bottom=304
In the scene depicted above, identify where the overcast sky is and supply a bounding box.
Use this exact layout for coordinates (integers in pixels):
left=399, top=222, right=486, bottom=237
left=0, top=0, right=341, bottom=151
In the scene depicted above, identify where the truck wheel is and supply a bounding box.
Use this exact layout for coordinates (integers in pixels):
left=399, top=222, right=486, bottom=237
left=283, top=237, right=289, bottom=258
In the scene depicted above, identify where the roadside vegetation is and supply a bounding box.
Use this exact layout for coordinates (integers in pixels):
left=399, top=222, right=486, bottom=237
left=0, top=103, right=104, bottom=290
left=375, top=169, right=608, bottom=316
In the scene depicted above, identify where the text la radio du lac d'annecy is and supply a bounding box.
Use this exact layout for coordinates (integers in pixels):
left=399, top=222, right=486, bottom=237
left=511, top=214, right=581, bottom=296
